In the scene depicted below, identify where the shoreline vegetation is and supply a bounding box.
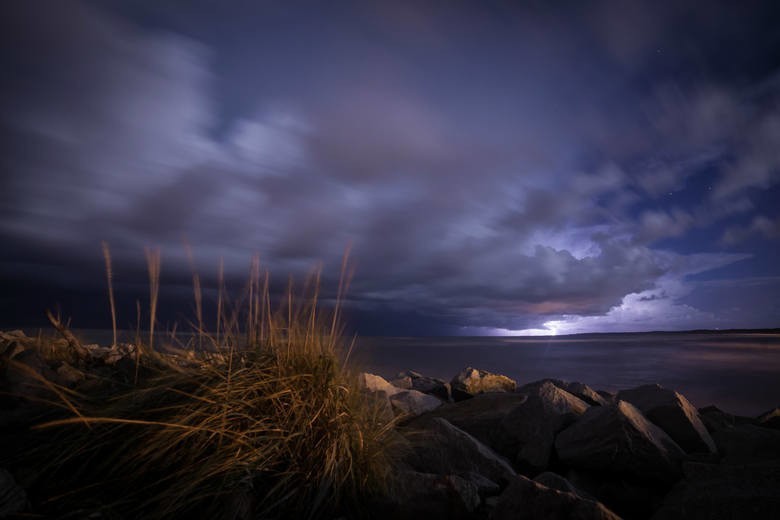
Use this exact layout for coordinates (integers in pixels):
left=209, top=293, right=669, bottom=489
left=1, top=249, right=779, bottom=519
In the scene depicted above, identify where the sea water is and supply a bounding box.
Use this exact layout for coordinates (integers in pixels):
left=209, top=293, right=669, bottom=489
left=352, top=333, right=780, bottom=416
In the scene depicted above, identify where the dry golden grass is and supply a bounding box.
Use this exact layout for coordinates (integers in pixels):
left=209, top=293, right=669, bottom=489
left=102, top=241, right=118, bottom=347
left=11, top=249, right=398, bottom=520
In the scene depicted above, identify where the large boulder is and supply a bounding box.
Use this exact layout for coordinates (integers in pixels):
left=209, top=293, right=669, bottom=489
left=406, top=392, right=529, bottom=455
left=358, top=373, right=442, bottom=418
left=711, top=424, right=780, bottom=464
left=555, top=400, right=685, bottom=483
left=403, top=417, right=516, bottom=486
left=521, top=379, right=609, bottom=406
left=490, top=474, right=622, bottom=520
left=392, top=370, right=452, bottom=401
left=697, top=405, right=755, bottom=434
left=616, top=384, right=716, bottom=454
left=450, top=367, right=516, bottom=401
left=533, top=472, right=593, bottom=500
left=357, top=373, right=400, bottom=424
left=565, top=469, right=669, bottom=520
left=498, top=381, right=589, bottom=472
left=652, top=461, right=780, bottom=519
left=0, top=468, right=27, bottom=517
left=359, top=372, right=402, bottom=396
left=374, top=471, right=480, bottom=519
left=389, top=390, right=443, bottom=416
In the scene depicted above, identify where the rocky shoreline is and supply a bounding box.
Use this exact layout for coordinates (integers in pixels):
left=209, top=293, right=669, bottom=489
left=2, top=329, right=779, bottom=519
left=359, top=367, right=780, bottom=519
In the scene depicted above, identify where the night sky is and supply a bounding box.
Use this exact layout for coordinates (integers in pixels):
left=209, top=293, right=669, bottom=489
left=1, top=1, right=780, bottom=335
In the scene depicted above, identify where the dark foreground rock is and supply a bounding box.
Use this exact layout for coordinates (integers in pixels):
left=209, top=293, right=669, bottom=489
left=564, top=469, right=670, bottom=520
left=0, top=468, right=27, bottom=517
left=617, top=384, right=716, bottom=454
left=533, top=472, right=594, bottom=500
left=375, top=471, right=481, bottom=519
left=403, top=417, right=516, bottom=486
left=490, top=474, right=622, bottom=520
left=697, top=405, right=756, bottom=434
left=450, top=367, right=517, bottom=401
left=407, top=392, right=529, bottom=455
left=711, top=423, right=780, bottom=464
left=555, top=400, right=686, bottom=483
left=498, top=381, right=589, bottom=472
left=652, top=461, right=780, bottom=519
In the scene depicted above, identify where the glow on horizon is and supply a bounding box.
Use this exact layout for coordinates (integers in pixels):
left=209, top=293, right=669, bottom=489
left=492, top=320, right=562, bottom=336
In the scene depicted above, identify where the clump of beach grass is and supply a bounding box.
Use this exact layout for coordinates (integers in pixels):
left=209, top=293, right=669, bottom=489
left=11, top=249, right=398, bottom=519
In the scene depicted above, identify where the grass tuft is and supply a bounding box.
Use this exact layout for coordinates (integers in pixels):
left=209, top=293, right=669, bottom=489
left=6, top=249, right=397, bottom=519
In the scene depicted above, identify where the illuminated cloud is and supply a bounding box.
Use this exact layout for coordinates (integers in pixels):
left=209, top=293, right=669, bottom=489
left=1, top=1, right=778, bottom=332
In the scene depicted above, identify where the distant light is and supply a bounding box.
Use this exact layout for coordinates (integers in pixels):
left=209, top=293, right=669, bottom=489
left=492, top=320, right=561, bottom=336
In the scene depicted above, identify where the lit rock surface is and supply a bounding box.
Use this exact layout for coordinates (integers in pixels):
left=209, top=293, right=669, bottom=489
left=450, top=367, right=516, bottom=401
left=617, top=384, right=716, bottom=454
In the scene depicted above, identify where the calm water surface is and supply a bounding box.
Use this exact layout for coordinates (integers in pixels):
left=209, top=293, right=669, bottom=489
left=350, top=333, right=780, bottom=416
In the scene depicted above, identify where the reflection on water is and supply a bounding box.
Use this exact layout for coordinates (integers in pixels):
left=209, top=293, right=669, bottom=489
left=351, top=333, right=780, bottom=416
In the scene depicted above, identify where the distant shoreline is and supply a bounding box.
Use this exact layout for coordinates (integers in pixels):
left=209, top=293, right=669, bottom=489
left=12, top=327, right=780, bottom=342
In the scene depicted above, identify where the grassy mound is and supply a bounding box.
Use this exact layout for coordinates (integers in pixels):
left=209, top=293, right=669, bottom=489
left=2, top=252, right=398, bottom=519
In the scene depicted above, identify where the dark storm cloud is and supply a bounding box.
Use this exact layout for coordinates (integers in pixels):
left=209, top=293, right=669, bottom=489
left=1, top=0, right=779, bottom=333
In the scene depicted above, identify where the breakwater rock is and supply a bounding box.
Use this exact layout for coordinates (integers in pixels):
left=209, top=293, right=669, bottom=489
left=359, top=369, right=780, bottom=520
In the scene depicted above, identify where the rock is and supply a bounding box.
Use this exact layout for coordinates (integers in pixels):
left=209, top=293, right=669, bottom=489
left=697, top=405, right=755, bottom=433
left=616, top=384, right=716, bottom=454
left=403, top=417, right=516, bottom=486
left=498, top=381, right=589, bottom=472
left=565, top=469, right=668, bottom=520
left=395, top=370, right=452, bottom=401
left=490, top=474, right=622, bottom=520
left=597, top=390, right=616, bottom=403
left=406, top=392, right=529, bottom=454
left=2, top=349, right=60, bottom=400
left=2, top=342, right=26, bottom=361
left=376, top=471, right=480, bottom=519
left=358, top=373, right=401, bottom=424
left=533, top=472, right=593, bottom=500
left=460, top=471, right=501, bottom=498
left=55, top=361, right=85, bottom=386
left=711, top=424, right=780, bottom=464
left=0, top=468, right=27, bottom=517
left=652, top=461, right=780, bottom=519
left=84, top=343, right=137, bottom=366
left=359, top=372, right=403, bottom=397
left=555, top=400, right=685, bottom=483
left=447, top=474, right=482, bottom=513
left=521, top=379, right=609, bottom=406
left=358, top=373, right=442, bottom=417
left=390, top=375, right=413, bottom=389
left=390, top=389, right=443, bottom=416
left=757, top=407, right=780, bottom=430
left=450, top=367, right=516, bottom=401
left=0, top=330, right=29, bottom=350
